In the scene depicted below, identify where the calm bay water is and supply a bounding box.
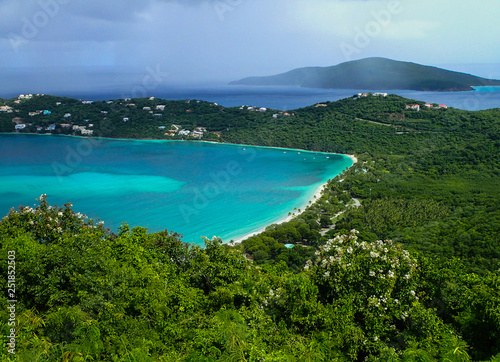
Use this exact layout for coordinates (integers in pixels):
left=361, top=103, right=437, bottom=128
left=55, top=85, right=500, bottom=112
left=0, top=134, right=352, bottom=245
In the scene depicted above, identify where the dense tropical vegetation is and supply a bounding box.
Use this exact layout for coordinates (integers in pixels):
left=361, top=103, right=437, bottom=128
left=1, top=93, right=500, bottom=360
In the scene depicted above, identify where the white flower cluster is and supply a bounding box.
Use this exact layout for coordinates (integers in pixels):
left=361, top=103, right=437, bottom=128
left=305, top=229, right=420, bottom=318
left=75, top=212, right=88, bottom=220
left=262, top=287, right=283, bottom=307
left=21, top=206, right=38, bottom=214
left=306, top=230, right=416, bottom=278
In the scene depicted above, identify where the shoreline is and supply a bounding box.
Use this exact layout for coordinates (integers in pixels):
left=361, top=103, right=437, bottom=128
left=2, top=132, right=358, bottom=245
left=227, top=155, right=357, bottom=245
left=2, top=132, right=352, bottom=158
left=227, top=182, right=330, bottom=245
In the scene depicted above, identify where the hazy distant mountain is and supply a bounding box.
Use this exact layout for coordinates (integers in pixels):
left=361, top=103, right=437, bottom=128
left=230, top=58, right=500, bottom=91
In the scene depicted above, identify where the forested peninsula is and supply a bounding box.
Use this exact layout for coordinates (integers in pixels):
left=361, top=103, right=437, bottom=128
left=1, top=93, right=500, bottom=361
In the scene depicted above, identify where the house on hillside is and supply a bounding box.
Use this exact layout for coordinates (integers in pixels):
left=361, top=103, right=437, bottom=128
left=374, top=92, right=388, bottom=97
left=406, top=104, right=420, bottom=111
left=192, top=127, right=207, bottom=139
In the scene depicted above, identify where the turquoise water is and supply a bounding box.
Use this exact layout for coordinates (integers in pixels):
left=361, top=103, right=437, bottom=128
left=472, top=86, right=500, bottom=93
left=0, top=134, right=352, bottom=245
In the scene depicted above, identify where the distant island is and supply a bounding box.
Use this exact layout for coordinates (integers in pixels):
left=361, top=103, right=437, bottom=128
left=230, top=57, right=500, bottom=92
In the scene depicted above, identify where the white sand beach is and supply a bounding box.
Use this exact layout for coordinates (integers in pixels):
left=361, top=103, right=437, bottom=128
left=227, top=153, right=357, bottom=245
left=227, top=182, right=329, bottom=245
left=346, top=154, right=358, bottom=164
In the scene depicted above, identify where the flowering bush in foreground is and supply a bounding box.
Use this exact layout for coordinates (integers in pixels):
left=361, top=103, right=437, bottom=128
left=2, top=194, right=106, bottom=244
left=306, top=230, right=418, bottom=309
left=305, top=230, right=461, bottom=355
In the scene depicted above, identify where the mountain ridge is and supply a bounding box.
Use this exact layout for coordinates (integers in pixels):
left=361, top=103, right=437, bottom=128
left=230, top=57, right=500, bottom=91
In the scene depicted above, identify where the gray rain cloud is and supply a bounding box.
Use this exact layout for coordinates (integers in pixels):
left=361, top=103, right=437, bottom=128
left=0, top=0, right=499, bottom=95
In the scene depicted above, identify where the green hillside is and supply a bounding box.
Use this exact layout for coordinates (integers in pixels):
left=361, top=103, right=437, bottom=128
left=1, top=94, right=500, bottom=360
left=230, top=57, right=500, bottom=91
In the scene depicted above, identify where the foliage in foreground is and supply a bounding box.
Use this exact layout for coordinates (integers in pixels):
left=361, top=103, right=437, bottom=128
left=1, top=197, right=500, bottom=361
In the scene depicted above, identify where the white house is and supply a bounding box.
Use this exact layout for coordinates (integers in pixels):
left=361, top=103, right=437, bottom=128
left=406, top=104, right=420, bottom=111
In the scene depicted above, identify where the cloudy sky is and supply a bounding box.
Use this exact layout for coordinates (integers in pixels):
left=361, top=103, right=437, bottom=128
left=0, top=0, right=499, bottom=93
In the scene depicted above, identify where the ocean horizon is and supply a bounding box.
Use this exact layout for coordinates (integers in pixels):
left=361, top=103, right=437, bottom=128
left=4, top=84, right=499, bottom=112
left=1, top=65, right=500, bottom=111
